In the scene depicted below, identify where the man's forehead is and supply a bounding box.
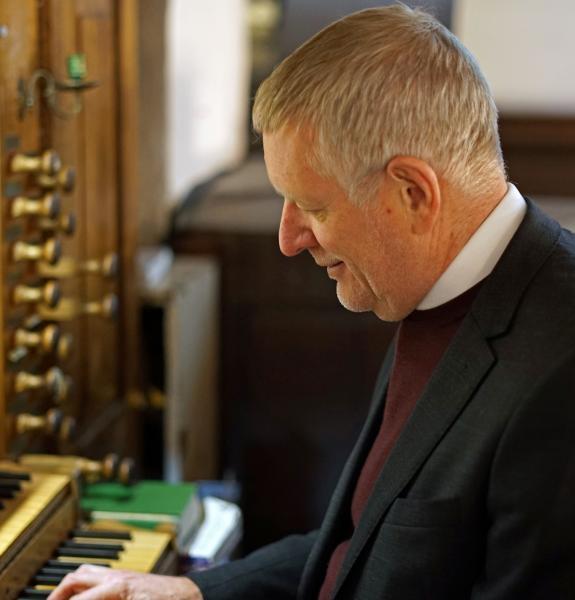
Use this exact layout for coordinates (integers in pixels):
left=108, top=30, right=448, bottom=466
left=264, top=127, right=319, bottom=170
left=263, top=129, right=305, bottom=190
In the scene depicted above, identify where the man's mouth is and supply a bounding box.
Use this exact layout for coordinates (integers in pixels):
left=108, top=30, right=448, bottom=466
left=326, top=261, right=344, bottom=273
left=315, top=259, right=342, bottom=268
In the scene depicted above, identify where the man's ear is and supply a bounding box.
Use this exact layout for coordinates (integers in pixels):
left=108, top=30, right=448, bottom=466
left=385, top=156, right=441, bottom=234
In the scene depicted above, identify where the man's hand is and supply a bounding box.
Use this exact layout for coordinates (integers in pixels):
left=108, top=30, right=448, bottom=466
left=46, top=565, right=203, bottom=599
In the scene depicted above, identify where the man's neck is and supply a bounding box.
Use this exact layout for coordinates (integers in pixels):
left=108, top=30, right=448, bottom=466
left=417, top=180, right=526, bottom=311
left=440, top=178, right=509, bottom=272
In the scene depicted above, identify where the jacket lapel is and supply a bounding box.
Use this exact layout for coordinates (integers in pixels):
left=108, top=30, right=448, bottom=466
left=331, top=198, right=562, bottom=598
left=299, top=345, right=395, bottom=598
left=332, top=317, right=494, bottom=597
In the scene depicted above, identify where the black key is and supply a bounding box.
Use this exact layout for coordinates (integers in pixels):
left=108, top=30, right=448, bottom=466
left=39, top=566, right=75, bottom=575
left=32, top=574, right=63, bottom=585
left=0, top=481, right=22, bottom=492
left=45, top=559, right=111, bottom=569
left=0, top=489, right=15, bottom=499
left=72, top=529, right=132, bottom=541
left=0, top=500, right=4, bottom=510
left=0, top=470, right=30, bottom=480
left=21, top=591, right=51, bottom=598
left=62, top=541, right=124, bottom=552
left=56, top=547, right=120, bottom=559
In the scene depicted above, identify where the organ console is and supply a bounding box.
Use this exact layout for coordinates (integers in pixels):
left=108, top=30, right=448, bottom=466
left=0, top=463, right=176, bottom=598
left=0, top=0, right=162, bottom=590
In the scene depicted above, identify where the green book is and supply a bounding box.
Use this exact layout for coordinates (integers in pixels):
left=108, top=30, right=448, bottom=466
left=80, top=480, right=203, bottom=552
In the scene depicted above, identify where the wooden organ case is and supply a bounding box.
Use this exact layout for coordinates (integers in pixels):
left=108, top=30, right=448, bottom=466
left=0, top=1, right=173, bottom=595
left=0, top=0, right=140, bottom=461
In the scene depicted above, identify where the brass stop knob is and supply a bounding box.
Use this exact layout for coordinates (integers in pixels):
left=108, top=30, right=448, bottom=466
left=11, top=193, right=61, bottom=219
left=14, top=366, right=69, bottom=402
left=15, top=408, right=61, bottom=435
left=57, top=332, right=74, bottom=361
left=13, top=280, right=61, bottom=307
left=10, top=150, right=62, bottom=176
left=39, top=213, right=76, bottom=236
left=59, top=415, right=77, bottom=442
left=117, top=457, right=136, bottom=485
left=15, top=409, right=75, bottom=441
left=84, top=294, right=118, bottom=319
left=38, top=252, right=116, bottom=280
left=12, top=239, right=62, bottom=265
left=82, top=253, right=119, bottom=278
left=36, top=166, right=76, bottom=193
left=89, top=454, right=135, bottom=484
left=14, top=323, right=60, bottom=354
left=17, top=452, right=132, bottom=482
left=77, top=453, right=121, bottom=483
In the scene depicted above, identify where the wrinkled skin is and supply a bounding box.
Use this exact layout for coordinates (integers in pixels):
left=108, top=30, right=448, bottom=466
left=47, top=564, right=202, bottom=600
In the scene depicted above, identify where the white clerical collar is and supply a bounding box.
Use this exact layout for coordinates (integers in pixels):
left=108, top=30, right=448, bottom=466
left=417, top=183, right=527, bottom=310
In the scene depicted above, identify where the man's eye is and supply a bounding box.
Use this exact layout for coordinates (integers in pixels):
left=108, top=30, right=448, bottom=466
left=308, top=209, right=328, bottom=222
left=294, top=202, right=327, bottom=220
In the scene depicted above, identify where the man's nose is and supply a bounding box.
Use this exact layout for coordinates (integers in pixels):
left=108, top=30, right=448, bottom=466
left=278, top=201, right=317, bottom=257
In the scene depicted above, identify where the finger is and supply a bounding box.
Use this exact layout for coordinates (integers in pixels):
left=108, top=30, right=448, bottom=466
left=75, top=564, right=111, bottom=575
left=47, top=567, right=110, bottom=600
left=64, top=581, right=121, bottom=600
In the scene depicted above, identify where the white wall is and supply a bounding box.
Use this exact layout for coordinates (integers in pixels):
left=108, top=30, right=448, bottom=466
left=453, top=0, right=575, bottom=114
left=165, top=0, right=250, bottom=208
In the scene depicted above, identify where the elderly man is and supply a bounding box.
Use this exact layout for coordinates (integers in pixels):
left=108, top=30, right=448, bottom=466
left=49, top=4, right=575, bottom=600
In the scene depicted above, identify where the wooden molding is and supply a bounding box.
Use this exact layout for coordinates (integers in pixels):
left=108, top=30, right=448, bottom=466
left=117, top=0, right=143, bottom=400
left=499, top=115, right=575, bottom=197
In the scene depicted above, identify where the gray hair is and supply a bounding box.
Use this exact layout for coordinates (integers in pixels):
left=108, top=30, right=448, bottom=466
left=253, top=4, right=506, bottom=200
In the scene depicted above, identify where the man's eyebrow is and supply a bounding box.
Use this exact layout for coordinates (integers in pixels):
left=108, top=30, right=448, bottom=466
left=285, top=194, right=308, bottom=206
left=269, top=185, right=315, bottom=207
left=271, top=186, right=298, bottom=203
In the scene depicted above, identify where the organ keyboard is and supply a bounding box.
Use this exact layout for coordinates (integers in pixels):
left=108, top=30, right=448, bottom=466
left=0, top=463, right=176, bottom=599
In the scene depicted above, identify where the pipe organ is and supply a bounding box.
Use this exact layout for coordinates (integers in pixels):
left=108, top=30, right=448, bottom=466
left=0, top=0, right=163, bottom=593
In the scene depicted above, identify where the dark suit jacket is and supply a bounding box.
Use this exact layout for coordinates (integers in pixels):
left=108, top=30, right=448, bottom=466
left=190, top=199, right=575, bottom=599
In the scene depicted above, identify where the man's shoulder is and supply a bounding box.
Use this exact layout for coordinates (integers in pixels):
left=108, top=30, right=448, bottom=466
left=501, top=198, right=575, bottom=297
left=553, top=223, right=575, bottom=263
left=530, top=223, right=575, bottom=291
left=474, top=203, right=575, bottom=364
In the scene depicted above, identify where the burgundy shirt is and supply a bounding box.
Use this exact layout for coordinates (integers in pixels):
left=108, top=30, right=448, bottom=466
left=318, top=284, right=480, bottom=599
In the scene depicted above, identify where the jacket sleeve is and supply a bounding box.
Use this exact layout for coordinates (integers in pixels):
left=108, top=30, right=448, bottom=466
left=187, top=531, right=318, bottom=600
left=471, top=353, right=575, bottom=599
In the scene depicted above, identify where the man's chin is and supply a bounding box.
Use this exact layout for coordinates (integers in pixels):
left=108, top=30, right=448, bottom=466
left=335, top=284, right=404, bottom=321
left=335, top=285, right=373, bottom=314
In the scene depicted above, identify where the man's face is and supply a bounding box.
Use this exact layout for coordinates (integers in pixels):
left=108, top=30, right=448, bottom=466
left=263, top=128, right=424, bottom=321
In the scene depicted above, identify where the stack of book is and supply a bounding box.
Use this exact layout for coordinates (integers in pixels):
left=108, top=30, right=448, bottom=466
left=80, top=480, right=203, bottom=553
